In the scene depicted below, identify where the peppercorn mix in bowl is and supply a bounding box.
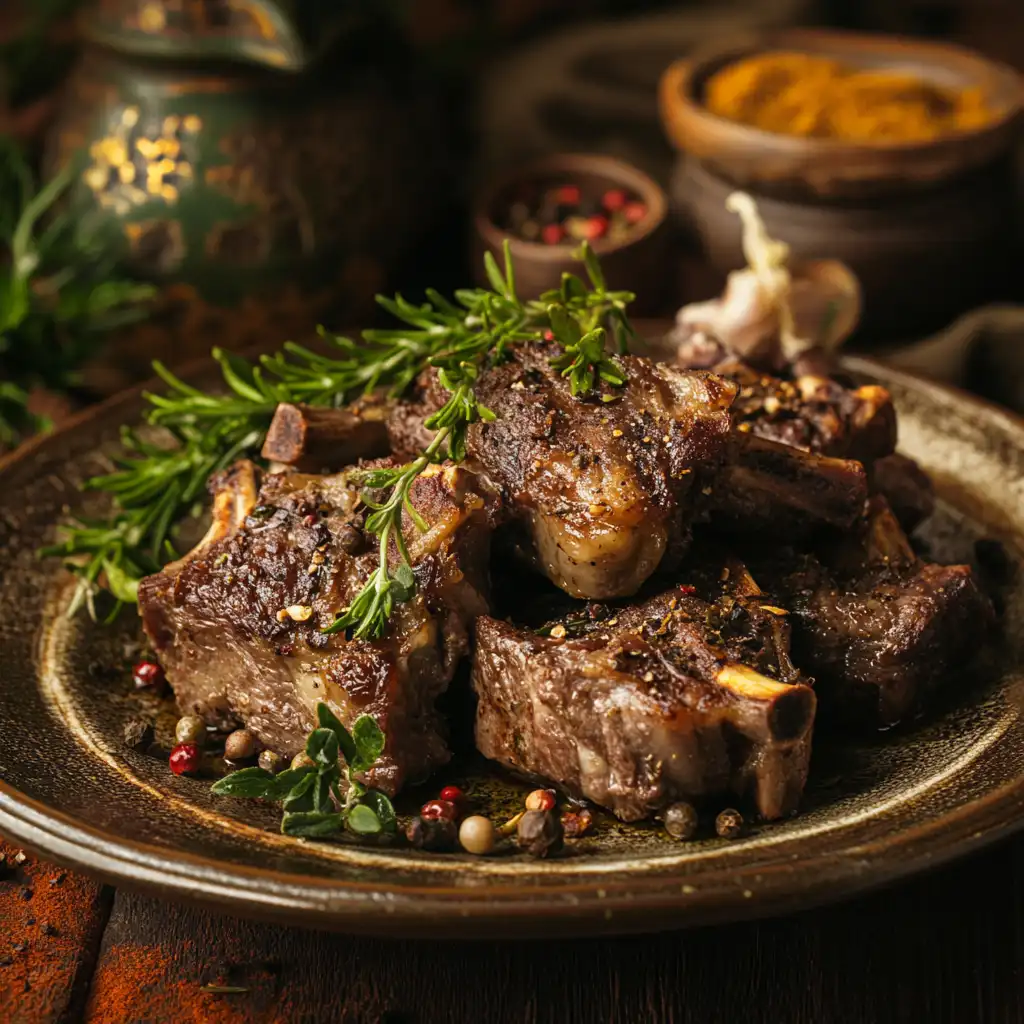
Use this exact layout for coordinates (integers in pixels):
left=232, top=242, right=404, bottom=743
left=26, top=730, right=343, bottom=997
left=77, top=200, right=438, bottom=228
left=472, top=153, right=670, bottom=314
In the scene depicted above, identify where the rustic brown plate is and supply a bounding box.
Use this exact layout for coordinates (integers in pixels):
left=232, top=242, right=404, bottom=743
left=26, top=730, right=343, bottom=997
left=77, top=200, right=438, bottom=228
left=1, top=356, right=1023, bottom=938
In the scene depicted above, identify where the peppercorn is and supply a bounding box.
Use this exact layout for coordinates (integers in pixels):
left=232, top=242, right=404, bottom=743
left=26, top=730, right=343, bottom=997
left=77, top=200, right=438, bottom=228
left=122, top=717, right=154, bottom=751
left=664, top=801, right=699, bottom=840
left=715, top=807, right=744, bottom=839
left=439, top=785, right=465, bottom=809
left=420, top=799, right=457, bottom=822
left=541, top=222, right=565, bottom=245
left=337, top=523, right=364, bottom=554
left=258, top=749, right=286, bottom=774
left=132, top=660, right=165, bottom=692
left=224, top=728, right=258, bottom=763
left=458, top=815, right=496, bottom=856
left=525, top=788, right=556, bottom=812
left=406, top=816, right=457, bottom=852
left=174, top=715, right=206, bottom=746
left=561, top=808, right=595, bottom=838
left=624, top=200, right=647, bottom=224
left=517, top=809, right=564, bottom=858
left=602, top=188, right=627, bottom=211
left=169, top=743, right=201, bottom=776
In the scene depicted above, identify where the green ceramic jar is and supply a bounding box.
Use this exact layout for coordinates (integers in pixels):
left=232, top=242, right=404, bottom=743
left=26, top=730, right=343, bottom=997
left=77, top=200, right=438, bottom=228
left=46, top=0, right=442, bottom=392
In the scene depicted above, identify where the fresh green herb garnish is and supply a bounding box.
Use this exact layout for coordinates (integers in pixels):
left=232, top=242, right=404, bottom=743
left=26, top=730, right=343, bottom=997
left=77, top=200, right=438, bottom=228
left=0, top=138, right=155, bottom=449
left=212, top=703, right=394, bottom=838
left=45, top=242, right=635, bottom=636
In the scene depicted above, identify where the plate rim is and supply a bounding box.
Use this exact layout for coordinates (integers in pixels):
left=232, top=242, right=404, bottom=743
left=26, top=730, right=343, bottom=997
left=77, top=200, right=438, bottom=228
left=2, top=354, right=1024, bottom=937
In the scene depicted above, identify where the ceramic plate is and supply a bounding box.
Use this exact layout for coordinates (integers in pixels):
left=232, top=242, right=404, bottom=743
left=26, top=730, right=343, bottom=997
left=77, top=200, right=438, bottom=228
left=1, top=356, right=1022, bottom=938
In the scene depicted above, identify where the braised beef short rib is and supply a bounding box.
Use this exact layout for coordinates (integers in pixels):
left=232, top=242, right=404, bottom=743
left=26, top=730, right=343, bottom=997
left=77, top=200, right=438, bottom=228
left=138, top=459, right=492, bottom=794
left=389, top=342, right=866, bottom=600
left=748, top=498, right=992, bottom=726
left=472, top=561, right=816, bottom=821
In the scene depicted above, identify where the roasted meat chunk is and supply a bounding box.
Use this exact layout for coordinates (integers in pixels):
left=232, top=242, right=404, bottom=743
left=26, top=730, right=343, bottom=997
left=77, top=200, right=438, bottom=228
left=389, top=343, right=865, bottom=600
left=390, top=343, right=737, bottom=600
left=673, top=337, right=896, bottom=464
left=672, top=333, right=932, bottom=529
left=748, top=498, right=992, bottom=727
left=138, top=459, right=492, bottom=795
left=472, top=562, right=816, bottom=821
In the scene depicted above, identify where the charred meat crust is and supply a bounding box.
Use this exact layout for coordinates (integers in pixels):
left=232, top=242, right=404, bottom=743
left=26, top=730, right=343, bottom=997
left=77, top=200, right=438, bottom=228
left=391, top=343, right=738, bottom=600
left=472, top=568, right=816, bottom=822
left=748, top=498, right=993, bottom=727
left=139, top=459, right=493, bottom=795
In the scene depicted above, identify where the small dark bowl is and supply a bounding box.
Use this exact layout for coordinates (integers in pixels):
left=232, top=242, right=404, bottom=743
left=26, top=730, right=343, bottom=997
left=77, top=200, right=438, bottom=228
left=472, top=153, right=670, bottom=315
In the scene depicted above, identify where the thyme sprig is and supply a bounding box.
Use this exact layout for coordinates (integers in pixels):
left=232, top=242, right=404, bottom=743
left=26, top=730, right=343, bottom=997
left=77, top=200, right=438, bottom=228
left=46, top=242, right=635, bottom=637
left=211, top=703, right=395, bottom=838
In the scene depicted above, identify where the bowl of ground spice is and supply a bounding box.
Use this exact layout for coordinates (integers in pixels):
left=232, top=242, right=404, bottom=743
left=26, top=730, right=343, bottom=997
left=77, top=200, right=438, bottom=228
left=657, top=29, right=1023, bottom=340
left=472, top=153, right=670, bottom=313
left=659, top=28, right=1023, bottom=199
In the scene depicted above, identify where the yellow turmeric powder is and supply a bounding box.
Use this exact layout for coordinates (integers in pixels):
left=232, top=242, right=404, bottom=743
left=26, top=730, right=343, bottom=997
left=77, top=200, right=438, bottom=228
left=705, top=51, right=993, bottom=142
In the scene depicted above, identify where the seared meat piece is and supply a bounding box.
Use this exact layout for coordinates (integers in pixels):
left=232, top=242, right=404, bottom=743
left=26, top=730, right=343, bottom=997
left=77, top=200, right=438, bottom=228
left=138, top=459, right=492, bottom=795
left=673, top=338, right=896, bottom=464
left=673, top=336, right=935, bottom=530
left=390, top=343, right=866, bottom=600
left=391, top=343, right=737, bottom=600
left=748, top=498, right=992, bottom=727
left=868, top=453, right=935, bottom=532
left=472, top=561, right=816, bottom=821
left=261, top=395, right=390, bottom=473
left=707, top=433, right=867, bottom=538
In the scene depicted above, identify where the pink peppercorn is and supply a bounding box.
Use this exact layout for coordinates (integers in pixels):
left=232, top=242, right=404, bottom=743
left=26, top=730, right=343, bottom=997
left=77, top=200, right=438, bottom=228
left=420, top=799, right=458, bottom=822
left=541, top=223, right=565, bottom=245
left=169, top=743, right=201, bottom=776
left=624, top=200, right=647, bottom=224
left=602, top=188, right=627, bottom=211
left=132, top=660, right=165, bottom=691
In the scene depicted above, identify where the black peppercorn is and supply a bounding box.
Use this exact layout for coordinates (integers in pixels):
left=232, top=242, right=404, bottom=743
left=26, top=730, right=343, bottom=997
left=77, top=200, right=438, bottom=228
left=664, top=801, right=699, bottom=840
left=337, top=523, right=365, bottom=555
left=517, top=809, right=564, bottom=858
left=406, top=816, right=457, bottom=852
left=715, top=808, right=744, bottom=839
left=123, top=718, right=154, bottom=751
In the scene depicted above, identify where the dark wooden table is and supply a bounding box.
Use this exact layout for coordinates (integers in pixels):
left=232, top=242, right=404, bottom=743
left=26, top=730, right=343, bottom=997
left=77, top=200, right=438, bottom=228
left=3, top=828, right=1024, bottom=1024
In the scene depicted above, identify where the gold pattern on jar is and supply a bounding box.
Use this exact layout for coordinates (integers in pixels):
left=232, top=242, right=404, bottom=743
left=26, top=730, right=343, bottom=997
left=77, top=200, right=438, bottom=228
left=83, top=105, right=203, bottom=214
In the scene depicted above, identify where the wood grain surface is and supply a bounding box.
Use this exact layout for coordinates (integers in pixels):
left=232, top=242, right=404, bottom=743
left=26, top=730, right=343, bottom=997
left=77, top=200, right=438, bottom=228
left=3, top=831, right=1024, bottom=1023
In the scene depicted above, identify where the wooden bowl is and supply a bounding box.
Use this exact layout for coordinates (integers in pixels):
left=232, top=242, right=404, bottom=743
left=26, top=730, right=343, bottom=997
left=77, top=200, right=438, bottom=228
left=472, top=153, right=670, bottom=314
left=659, top=28, right=1024, bottom=200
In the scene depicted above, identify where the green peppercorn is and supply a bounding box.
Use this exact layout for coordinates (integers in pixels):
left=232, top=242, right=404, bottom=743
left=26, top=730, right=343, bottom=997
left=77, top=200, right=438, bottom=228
left=258, top=749, right=286, bottom=774
left=174, top=715, right=206, bottom=746
left=664, top=801, right=699, bottom=840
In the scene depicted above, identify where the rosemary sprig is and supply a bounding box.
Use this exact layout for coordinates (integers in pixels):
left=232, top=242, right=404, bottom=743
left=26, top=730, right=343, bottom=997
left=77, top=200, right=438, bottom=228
left=46, top=241, right=636, bottom=637
left=211, top=702, right=395, bottom=838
